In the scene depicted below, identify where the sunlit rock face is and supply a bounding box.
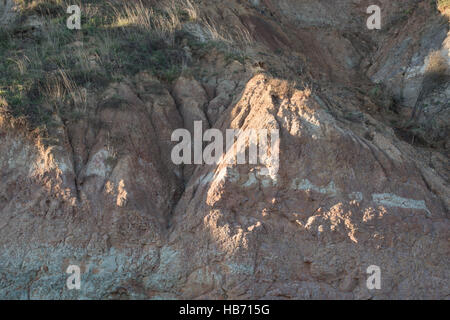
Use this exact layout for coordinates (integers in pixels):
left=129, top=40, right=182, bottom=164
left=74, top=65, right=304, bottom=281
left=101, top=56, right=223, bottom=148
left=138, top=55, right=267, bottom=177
left=0, top=0, right=448, bottom=299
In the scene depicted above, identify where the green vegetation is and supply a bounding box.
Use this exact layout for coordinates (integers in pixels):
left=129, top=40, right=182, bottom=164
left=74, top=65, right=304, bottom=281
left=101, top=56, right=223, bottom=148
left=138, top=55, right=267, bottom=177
left=0, top=0, right=251, bottom=136
left=0, top=0, right=193, bottom=134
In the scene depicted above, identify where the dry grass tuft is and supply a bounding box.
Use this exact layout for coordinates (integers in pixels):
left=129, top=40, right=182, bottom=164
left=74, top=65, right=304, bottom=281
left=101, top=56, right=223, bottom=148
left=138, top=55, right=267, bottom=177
left=111, top=0, right=200, bottom=45
left=425, top=50, right=449, bottom=77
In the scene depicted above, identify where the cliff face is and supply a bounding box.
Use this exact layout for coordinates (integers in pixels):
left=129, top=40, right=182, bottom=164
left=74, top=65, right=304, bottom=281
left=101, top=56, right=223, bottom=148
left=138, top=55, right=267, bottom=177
left=0, top=0, right=448, bottom=299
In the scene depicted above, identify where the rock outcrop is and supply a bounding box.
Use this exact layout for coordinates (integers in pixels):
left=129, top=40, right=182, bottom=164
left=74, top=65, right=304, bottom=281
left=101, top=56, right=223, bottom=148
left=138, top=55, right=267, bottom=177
left=0, top=0, right=448, bottom=299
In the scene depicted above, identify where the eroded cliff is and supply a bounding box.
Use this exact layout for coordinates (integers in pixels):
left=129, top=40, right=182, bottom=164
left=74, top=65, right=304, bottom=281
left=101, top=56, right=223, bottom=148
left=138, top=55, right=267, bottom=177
left=0, top=0, right=448, bottom=299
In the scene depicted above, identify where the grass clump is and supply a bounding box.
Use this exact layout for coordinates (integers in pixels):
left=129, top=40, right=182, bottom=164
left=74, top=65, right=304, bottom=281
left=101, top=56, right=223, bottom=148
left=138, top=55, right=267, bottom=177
left=412, top=50, right=449, bottom=120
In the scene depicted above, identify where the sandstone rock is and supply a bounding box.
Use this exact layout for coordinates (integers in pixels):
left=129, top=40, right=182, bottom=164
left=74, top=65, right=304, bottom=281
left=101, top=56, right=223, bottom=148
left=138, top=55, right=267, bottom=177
left=0, top=0, right=448, bottom=300
left=173, top=77, right=210, bottom=133
left=206, top=79, right=236, bottom=124
left=168, top=74, right=449, bottom=299
left=173, top=77, right=211, bottom=180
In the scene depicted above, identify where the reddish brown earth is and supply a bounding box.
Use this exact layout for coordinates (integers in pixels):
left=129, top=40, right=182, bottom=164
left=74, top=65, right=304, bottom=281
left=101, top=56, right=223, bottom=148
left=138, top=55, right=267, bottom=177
left=0, top=0, right=448, bottom=299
